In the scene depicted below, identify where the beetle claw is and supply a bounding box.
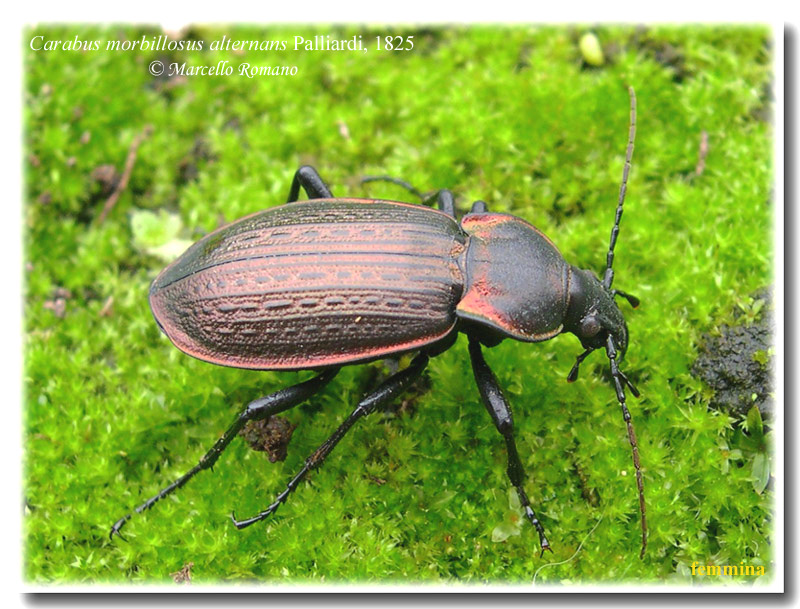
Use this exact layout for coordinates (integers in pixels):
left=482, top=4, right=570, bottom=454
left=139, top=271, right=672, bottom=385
left=230, top=511, right=257, bottom=530
left=109, top=518, right=129, bottom=542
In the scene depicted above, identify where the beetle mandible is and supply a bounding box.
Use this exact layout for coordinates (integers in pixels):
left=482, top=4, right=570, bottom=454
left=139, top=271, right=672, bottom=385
left=112, top=87, right=645, bottom=558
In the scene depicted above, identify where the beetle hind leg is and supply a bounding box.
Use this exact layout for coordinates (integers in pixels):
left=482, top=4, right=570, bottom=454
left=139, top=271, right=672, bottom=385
left=109, top=368, right=339, bottom=540
left=467, top=336, right=552, bottom=556
left=231, top=352, right=429, bottom=529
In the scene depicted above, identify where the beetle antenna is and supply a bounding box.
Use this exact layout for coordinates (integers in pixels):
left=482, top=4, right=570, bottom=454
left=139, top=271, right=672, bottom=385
left=567, top=348, right=594, bottom=383
left=605, top=334, right=647, bottom=558
left=603, top=86, right=636, bottom=290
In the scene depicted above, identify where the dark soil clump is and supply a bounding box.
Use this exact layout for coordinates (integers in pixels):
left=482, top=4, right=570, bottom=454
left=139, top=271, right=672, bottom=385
left=692, top=289, right=774, bottom=419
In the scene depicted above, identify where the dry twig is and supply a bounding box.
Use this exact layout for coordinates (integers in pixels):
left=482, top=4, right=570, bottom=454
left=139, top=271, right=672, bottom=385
left=96, top=125, right=153, bottom=224
left=695, top=130, right=709, bottom=177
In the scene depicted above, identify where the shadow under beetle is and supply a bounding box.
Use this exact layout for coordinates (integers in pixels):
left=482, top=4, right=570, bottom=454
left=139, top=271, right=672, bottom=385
left=112, top=87, right=646, bottom=558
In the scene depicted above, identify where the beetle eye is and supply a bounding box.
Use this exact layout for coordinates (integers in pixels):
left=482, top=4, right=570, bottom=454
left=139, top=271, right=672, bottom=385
left=580, top=316, right=601, bottom=337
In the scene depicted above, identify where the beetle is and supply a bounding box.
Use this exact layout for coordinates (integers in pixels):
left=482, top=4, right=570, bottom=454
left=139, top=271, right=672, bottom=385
left=111, top=87, right=645, bottom=558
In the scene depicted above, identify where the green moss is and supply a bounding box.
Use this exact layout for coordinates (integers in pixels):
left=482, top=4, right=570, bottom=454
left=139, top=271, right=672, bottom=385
left=24, top=25, right=774, bottom=585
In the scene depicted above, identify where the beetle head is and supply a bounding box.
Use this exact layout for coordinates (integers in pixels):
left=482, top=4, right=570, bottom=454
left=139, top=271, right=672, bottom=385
left=564, top=267, right=628, bottom=358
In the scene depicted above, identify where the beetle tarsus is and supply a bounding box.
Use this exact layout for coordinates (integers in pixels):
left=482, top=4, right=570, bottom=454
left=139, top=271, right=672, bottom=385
left=521, top=500, right=552, bottom=556
left=140, top=495, right=162, bottom=512
left=109, top=516, right=130, bottom=541
left=230, top=508, right=274, bottom=529
left=612, top=289, right=640, bottom=309
left=231, top=492, right=288, bottom=529
left=567, top=349, right=593, bottom=383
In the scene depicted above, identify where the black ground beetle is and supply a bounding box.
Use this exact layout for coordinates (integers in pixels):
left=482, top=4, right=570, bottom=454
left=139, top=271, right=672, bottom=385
left=112, top=87, right=645, bottom=558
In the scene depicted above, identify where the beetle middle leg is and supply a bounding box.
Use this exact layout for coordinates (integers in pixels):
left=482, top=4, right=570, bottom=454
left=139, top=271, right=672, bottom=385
left=231, top=352, right=429, bottom=529
left=467, top=335, right=552, bottom=555
left=110, top=368, right=339, bottom=539
left=286, top=165, right=334, bottom=202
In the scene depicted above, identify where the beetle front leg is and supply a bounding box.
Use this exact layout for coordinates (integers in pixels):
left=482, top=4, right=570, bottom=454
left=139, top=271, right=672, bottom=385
left=467, top=336, right=552, bottom=556
left=110, top=368, right=339, bottom=540
left=286, top=165, right=334, bottom=202
left=231, top=352, right=429, bottom=529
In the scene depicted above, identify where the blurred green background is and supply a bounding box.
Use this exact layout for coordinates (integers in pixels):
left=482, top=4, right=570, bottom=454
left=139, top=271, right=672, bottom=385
left=24, top=25, right=774, bottom=584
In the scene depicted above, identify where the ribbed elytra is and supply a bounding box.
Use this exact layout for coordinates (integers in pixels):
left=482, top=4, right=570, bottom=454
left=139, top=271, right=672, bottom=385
left=149, top=199, right=467, bottom=370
